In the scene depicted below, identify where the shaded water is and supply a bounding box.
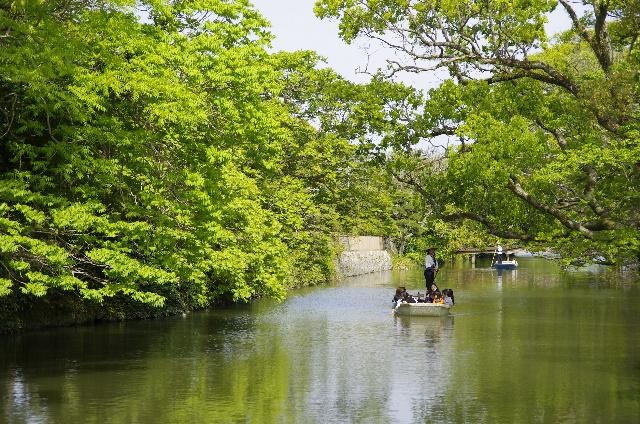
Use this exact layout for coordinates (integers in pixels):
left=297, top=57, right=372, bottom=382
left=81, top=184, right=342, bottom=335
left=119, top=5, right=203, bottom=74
left=1, top=258, right=639, bottom=423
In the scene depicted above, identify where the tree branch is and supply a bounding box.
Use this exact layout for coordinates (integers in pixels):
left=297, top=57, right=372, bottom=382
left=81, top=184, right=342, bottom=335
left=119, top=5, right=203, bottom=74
left=558, top=0, right=613, bottom=73
left=482, top=57, right=580, bottom=95
left=1, top=93, right=17, bottom=139
left=535, top=119, right=568, bottom=150
left=389, top=169, right=428, bottom=199
left=583, top=219, right=617, bottom=231
left=558, top=0, right=593, bottom=44
left=442, top=211, right=534, bottom=241
left=582, top=165, right=617, bottom=228
left=592, top=1, right=613, bottom=73
left=507, top=176, right=595, bottom=238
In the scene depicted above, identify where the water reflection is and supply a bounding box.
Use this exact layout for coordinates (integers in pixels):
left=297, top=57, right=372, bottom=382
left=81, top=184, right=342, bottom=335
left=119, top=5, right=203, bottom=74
left=1, top=259, right=639, bottom=423
left=394, top=315, right=454, bottom=341
left=495, top=268, right=519, bottom=289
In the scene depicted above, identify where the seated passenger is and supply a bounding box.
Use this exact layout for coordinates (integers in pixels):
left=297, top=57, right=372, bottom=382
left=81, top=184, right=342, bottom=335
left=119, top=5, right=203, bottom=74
left=403, top=292, right=418, bottom=303
left=427, top=286, right=441, bottom=302
left=393, top=287, right=405, bottom=304
left=393, top=287, right=410, bottom=307
left=443, top=289, right=454, bottom=306
left=427, top=283, right=439, bottom=296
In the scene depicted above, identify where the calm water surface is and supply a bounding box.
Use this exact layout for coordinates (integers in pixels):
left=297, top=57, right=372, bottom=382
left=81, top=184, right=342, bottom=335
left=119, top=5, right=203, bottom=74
left=1, top=258, right=639, bottom=423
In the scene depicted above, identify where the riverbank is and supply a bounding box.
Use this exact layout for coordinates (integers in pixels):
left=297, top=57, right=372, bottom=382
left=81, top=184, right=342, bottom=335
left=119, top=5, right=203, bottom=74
left=1, top=235, right=398, bottom=333
left=0, top=289, right=183, bottom=334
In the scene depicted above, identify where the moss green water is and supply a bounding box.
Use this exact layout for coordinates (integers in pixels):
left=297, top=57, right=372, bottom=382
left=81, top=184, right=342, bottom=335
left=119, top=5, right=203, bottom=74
left=1, top=258, right=639, bottom=423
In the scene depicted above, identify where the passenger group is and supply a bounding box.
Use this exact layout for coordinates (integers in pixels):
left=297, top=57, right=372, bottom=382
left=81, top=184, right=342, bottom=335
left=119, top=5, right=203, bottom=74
left=392, top=285, right=454, bottom=307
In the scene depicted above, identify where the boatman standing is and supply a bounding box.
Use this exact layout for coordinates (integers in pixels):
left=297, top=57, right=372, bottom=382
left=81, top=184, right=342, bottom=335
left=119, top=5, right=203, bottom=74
left=424, top=247, right=438, bottom=288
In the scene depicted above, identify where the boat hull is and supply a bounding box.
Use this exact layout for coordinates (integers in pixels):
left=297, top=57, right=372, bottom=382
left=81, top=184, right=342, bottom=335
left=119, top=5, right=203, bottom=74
left=394, top=302, right=451, bottom=317
left=492, top=260, right=518, bottom=270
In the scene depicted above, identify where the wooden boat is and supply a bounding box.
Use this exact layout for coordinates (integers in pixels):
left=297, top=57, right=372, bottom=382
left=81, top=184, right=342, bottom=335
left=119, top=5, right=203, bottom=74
left=492, top=260, right=518, bottom=270
left=394, top=302, right=451, bottom=317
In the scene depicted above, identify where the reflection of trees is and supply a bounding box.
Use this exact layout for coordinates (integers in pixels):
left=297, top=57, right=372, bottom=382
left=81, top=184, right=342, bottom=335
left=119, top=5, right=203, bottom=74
left=390, top=316, right=456, bottom=422
left=420, top=289, right=640, bottom=423
left=342, top=270, right=395, bottom=288
left=1, top=307, right=417, bottom=423
left=277, top=314, right=396, bottom=423
left=0, top=313, right=295, bottom=423
left=2, top=300, right=408, bottom=423
left=394, top=315, right=454, bottom=346
left=2, top=367, right=48, bottom=424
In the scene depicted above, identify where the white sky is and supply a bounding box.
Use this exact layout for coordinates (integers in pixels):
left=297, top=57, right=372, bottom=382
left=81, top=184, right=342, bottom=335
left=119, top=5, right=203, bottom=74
left=250, top=0, right=577, bottom=90
left=250, top=0, right=373, bottom=83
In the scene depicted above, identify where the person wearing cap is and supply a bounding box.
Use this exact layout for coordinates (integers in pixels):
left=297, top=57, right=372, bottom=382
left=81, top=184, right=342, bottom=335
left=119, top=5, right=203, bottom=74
left=424, top=247, right=439, bottom=288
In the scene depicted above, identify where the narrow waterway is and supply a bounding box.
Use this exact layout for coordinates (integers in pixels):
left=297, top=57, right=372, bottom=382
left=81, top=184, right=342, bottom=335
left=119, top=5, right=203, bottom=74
left=1, top=258, right=639, bottom=423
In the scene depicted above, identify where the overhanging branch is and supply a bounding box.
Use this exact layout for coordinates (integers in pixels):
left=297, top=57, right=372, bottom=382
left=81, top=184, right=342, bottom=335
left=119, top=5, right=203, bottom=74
left=507, top=176, right=595, bottom=239
left=443, top=211, right=534, bottom=241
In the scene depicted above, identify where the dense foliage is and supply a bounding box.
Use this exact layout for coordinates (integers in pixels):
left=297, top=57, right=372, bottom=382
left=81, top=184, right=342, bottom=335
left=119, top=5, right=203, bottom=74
left=0, top=0, right=408, bottom=328
left=5, top=0, right=638, bottom=330
left=316, top=0, right=640, bottom=266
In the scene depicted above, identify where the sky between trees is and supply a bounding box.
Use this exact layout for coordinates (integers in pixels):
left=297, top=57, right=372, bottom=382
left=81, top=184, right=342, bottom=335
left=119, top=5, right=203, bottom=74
left=251, top=0, right=578, bottom=89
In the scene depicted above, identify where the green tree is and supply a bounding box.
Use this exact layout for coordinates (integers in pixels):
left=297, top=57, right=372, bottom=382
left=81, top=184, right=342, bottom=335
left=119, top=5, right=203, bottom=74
left=0, top=0, right=426, bottom=329
left=315, top=0, right=640, bottom=265
left=0, top=0, right=298, bottom=313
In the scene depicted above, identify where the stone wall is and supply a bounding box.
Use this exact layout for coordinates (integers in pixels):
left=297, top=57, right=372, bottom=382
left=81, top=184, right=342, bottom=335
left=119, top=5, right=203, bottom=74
left=337, top=236, right=392, bottom=277
left=338, top=236, right=384, bottom=251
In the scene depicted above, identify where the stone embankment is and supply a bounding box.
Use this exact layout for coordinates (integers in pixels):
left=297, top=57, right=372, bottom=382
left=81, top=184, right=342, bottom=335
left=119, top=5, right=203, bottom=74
left=337, top=236, right=392, bottom=277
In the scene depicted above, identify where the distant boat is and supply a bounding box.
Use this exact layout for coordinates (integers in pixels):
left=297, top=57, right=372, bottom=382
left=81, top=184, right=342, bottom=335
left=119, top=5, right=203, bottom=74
left=394, top=302, right=451, bottom=317
left=492, top=245, right=518, bottom=269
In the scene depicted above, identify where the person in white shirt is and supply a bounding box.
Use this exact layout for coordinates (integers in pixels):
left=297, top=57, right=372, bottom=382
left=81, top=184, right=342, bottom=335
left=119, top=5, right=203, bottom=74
left=424, top=247, right=438, bottom=288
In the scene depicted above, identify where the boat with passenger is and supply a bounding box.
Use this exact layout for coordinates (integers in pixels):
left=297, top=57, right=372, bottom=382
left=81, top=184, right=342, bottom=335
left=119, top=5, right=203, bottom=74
left=492, top=259, right=518, bottom=270
left=392, top=287, right=453, bottom=317
left=491, top=244, right=518, bottom=269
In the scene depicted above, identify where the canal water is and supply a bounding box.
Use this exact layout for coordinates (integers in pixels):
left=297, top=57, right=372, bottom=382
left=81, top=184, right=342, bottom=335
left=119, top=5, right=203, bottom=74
left=1, top=258, right=639, bottom=423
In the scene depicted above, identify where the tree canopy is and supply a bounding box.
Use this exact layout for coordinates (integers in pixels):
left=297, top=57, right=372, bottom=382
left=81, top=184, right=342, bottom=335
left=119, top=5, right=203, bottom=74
left=0, top=0, right=410, bottom=327
left=316, top=0, right=640, bottom=265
